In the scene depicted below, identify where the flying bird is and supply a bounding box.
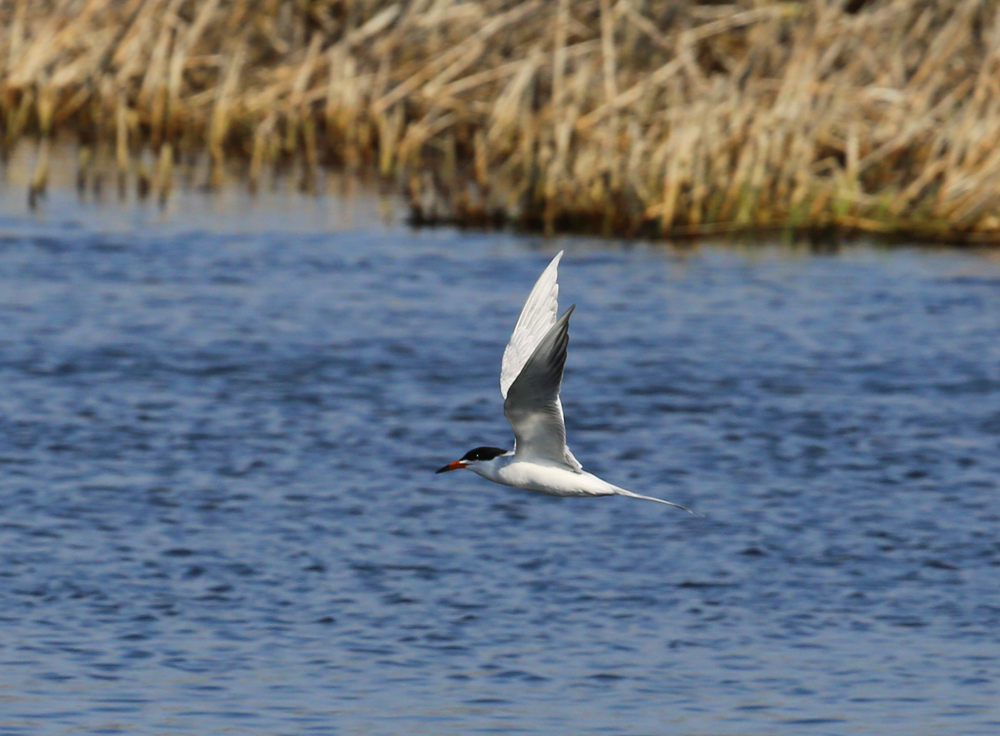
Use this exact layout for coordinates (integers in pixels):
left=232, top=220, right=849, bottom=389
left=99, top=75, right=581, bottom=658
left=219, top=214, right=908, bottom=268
left=436, top=251, right=697, bottom=514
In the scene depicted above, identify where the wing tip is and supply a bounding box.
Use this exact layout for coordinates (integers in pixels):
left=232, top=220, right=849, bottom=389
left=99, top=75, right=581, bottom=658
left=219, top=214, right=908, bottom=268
left=546, top=251, right=564, bottom=279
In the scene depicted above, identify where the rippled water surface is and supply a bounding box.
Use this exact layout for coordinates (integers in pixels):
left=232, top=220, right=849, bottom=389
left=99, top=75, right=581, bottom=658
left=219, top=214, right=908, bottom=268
left=1, top=187, right=999, bottom=735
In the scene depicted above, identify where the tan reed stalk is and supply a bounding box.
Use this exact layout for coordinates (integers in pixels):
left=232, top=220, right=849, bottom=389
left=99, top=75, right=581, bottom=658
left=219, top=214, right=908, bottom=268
left=209, top=41, right=245, bottom=187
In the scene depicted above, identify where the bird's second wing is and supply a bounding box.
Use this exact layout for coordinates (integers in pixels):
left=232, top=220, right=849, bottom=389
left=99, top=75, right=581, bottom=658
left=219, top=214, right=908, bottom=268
left=500, top=251, right=563, bottom=399
left=503, top=305, right=582, bottom=471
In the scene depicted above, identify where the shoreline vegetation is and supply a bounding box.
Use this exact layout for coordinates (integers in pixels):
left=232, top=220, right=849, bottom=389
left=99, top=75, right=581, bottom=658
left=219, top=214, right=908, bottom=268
left=3, top=0, right=1000, bottom=242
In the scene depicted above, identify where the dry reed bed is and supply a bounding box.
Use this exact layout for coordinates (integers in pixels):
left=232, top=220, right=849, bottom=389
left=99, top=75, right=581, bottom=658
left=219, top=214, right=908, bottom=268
left=3, top=0, right=1000, bottom=240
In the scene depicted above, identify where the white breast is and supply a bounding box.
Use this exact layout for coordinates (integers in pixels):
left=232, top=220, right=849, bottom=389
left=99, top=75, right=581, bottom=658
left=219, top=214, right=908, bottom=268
left=471, top=458, right=617, bottom=497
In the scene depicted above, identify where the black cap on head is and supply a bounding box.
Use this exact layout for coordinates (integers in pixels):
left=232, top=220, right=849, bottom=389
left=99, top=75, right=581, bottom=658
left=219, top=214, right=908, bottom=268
left=460, top=446, right=508, bottom=462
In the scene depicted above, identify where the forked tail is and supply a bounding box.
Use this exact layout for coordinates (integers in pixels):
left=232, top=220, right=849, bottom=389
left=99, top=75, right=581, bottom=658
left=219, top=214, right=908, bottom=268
left=612, top=486, right=703, bottom=516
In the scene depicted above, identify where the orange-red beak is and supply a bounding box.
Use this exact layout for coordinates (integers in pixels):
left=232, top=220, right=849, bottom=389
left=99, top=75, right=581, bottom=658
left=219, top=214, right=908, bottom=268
left=435, top=460, right=468, bottom=474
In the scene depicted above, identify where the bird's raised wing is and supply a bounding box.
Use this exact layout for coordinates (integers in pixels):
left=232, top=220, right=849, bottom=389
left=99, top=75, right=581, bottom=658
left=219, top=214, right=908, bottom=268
left=504, top=305, right=582, bottom=471
left=500, top=251, right=563, bottom=400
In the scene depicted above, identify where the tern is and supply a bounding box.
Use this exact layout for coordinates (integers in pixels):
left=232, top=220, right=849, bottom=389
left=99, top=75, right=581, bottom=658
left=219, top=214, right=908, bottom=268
left=436, top=251, right=697, bottom=514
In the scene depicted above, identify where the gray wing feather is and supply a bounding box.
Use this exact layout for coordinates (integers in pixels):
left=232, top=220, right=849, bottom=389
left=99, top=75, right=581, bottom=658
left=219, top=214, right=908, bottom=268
left=500, top=252, right=562, bottom=399
left=503, top=305, right=583, bottom=471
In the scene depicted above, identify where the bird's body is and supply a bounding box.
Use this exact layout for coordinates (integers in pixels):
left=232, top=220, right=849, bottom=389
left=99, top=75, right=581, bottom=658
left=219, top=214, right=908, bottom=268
left=470, top=454, right=619, bottom=498
left=436, top=251, right=696, bottom=514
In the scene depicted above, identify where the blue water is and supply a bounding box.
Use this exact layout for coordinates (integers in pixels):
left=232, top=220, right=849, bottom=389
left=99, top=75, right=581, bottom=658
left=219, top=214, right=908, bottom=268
left=1, top=187, right=999, bottom=735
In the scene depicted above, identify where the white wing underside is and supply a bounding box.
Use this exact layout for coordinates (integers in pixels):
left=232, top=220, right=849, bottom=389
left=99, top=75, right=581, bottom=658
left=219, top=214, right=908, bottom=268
left=500, top=252, right=562, bottom=399
left=501, top=252, right=582, bottom=472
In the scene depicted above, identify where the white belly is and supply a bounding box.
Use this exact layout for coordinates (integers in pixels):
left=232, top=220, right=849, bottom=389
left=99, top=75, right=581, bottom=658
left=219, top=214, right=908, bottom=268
left=473, top=460, right=617, bottom=497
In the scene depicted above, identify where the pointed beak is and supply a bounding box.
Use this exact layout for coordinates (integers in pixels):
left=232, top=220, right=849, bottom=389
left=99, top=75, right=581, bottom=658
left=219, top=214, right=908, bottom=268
left=435, top=460, right=468, bottom=474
